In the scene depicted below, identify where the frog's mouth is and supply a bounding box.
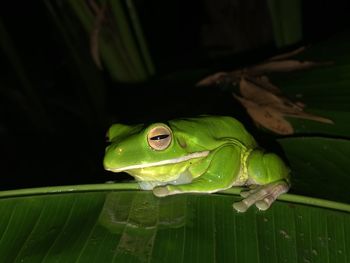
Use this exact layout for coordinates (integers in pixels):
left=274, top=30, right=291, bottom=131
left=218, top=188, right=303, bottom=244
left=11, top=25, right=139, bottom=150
left=105, top=150, right=209, bottom=172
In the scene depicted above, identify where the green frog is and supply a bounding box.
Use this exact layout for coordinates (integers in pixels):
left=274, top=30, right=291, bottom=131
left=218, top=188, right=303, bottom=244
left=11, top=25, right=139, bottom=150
left=104, top=116, right=290, bottom=212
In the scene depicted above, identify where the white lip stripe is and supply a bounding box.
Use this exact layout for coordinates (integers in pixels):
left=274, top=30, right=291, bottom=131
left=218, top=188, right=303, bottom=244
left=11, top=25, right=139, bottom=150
left=107, top=150, right=210, bottom=172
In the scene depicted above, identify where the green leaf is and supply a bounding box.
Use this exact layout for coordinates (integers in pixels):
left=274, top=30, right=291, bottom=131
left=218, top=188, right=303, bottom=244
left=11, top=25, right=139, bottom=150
left=1, top=185, right=350, bottom=262
left=279, top=137, right=350, bottom=203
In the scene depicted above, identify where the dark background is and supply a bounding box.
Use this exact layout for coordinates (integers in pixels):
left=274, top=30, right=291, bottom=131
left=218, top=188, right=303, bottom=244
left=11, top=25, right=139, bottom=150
left=0, top=0, right=349, bottom=190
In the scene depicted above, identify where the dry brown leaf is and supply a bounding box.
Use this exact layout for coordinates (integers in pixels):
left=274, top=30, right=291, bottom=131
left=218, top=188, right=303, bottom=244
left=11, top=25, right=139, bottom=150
left=249, top=60, right=323, bottom=74
left=235, top=77, right=333, bottom=134
left=249, top=75, right=281, bottom=93
left=241, top=78, right=334, bottom=121
left=239, top=78, right=283, bottom=106
left=282, top=111, right=334, bottom=124
left=196, top=47, right=334, bottom=134
left=196, top=47, right=332, bottom=87
left=240, top=78, right=304, bottom=112
left=268, top=46, right=306, bottom=61
left=196, top=72, right=228, bottom=87
left=196, top=59, right=327, bottom=86
left=233, top=94, right=294, bottom=135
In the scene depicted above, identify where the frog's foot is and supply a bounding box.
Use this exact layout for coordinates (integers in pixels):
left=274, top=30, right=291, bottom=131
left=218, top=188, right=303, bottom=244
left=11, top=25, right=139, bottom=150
left=233, top=181, right=289, bottom=212
left=153, top=186, right=171, bottom=197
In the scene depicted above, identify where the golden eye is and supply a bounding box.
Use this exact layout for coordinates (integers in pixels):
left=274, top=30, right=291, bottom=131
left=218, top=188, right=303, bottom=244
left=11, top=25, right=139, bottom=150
left=147, top=125, right=172, bottom=151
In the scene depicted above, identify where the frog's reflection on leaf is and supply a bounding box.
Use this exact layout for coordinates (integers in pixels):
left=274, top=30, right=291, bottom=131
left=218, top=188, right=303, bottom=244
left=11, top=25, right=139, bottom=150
left=98, top=192, right=190, bottom=261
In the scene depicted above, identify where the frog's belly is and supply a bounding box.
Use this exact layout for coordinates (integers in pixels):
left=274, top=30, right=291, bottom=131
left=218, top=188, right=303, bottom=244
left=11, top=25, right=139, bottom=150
left=138, top=170, right=193, bottom=190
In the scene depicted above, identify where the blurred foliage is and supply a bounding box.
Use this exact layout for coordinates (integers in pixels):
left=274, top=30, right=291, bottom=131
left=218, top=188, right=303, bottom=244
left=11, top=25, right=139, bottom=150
left=0, top=0, right=350, bottom=262
left=62, top=0, right=155, bottom=82
left=268, top=0, right=302, bottom=47
left=0, top=0, right=348, bottom=190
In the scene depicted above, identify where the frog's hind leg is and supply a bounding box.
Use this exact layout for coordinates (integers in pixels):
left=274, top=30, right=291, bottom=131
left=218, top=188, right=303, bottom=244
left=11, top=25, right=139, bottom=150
left=233, top=150, right=290, bottom=212
left=153, top=146, right=241, bottom=197
left=233, top=180, right=289, bottom=212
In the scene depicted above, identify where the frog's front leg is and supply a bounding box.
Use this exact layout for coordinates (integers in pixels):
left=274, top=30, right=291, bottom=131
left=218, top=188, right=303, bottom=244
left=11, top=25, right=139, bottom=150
left=233, top=150, right=290, bottom=212
left=153, top=146, right=241, bottom=196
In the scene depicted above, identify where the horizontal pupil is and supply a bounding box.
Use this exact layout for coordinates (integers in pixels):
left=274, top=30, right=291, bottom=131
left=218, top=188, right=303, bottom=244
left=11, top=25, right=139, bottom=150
left=150, top=134, right=169, bottom=140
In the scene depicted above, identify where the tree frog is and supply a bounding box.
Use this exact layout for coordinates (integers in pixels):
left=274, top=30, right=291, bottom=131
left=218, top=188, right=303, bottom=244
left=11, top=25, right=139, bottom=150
left=104, top=116, right=290, bottom=212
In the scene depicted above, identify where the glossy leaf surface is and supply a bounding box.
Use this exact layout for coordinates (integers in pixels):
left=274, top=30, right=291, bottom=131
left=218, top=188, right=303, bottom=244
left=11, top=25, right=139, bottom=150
left=1, top=188, right=350, bottom=263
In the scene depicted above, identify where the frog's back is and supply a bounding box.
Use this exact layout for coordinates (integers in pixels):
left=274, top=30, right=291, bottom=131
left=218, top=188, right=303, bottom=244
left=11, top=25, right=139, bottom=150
left=170, top=115, right=257, bottom=148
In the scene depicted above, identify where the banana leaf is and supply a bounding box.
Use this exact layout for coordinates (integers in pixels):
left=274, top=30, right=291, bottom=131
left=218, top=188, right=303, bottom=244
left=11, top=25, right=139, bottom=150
left=0, top=183, right=350, bottom=263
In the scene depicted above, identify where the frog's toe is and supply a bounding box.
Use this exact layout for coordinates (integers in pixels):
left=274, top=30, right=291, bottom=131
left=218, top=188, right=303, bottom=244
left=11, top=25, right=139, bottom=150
left=233, top=201, right=249, bottom=213
left=239, top=184, right=261, bottom=198
left=255, top=183, right=289, bottom=210
left=255, top=196, right=275, bottom=211
left=239, top=190, right=250, bottom=198
left=153, top=186, right=170, bottom=197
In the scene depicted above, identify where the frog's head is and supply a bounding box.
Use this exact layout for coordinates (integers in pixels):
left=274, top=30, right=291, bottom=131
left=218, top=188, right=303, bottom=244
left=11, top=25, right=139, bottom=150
left=103, top=121, right=209, bottom=182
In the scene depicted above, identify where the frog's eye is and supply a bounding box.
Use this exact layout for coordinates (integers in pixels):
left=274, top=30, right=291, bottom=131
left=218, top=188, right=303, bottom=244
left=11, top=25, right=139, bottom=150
left=147, top=125, right=172, bottom=151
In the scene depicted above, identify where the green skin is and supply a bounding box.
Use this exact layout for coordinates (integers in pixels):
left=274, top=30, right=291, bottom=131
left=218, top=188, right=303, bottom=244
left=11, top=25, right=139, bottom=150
left=104, top=116, right=290, bottom=212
